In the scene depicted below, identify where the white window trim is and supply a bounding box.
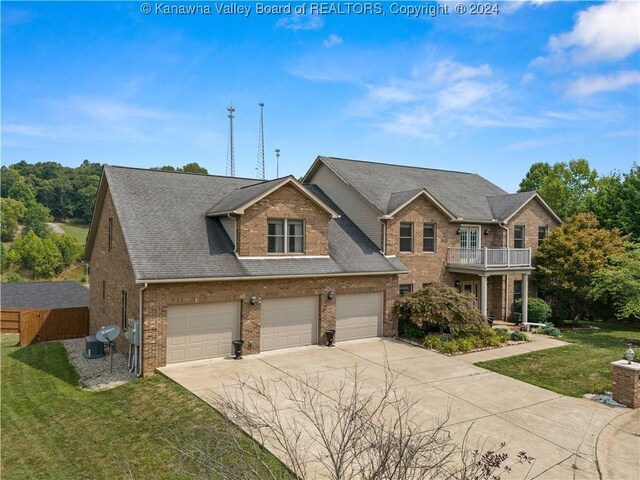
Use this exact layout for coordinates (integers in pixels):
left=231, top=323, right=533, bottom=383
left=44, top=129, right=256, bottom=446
left=267, top=218, right=305, bottom=255
left=459, top=225, right=482, bottom=249
left=399, top=222, right=413, bottom=252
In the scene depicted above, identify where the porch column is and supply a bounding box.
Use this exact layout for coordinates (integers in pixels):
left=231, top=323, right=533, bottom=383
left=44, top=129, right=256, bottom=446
left=522, top=273, right=529, bottom=324
left=479, top=275, right=488, bottom=318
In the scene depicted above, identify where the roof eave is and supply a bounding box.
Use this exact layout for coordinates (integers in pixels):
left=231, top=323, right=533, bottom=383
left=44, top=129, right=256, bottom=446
left=136, top=270, right=406, bottom=284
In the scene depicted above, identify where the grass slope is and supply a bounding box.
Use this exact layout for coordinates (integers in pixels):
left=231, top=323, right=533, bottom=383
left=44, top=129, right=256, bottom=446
left=0, top=334, right=292, bottom=479
left=60, top=223, right=89, bottom=246
left=476, top=322, right=640, bottom=397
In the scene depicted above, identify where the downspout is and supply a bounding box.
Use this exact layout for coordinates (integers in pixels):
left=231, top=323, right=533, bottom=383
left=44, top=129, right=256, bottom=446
left=499, top=222, right=510, bottom=321
left=138, top=282, right=148, bottom=376
left=227, top=213, right=237, bottom=253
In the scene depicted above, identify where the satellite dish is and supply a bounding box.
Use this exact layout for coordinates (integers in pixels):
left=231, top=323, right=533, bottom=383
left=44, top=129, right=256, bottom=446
left=96, top=325, right=121, bottom=343
left=96, top=325, right=121, bottom=373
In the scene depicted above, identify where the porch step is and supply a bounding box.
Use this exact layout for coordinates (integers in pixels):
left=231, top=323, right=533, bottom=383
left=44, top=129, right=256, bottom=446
left=492, top=321, right=520, bottom=331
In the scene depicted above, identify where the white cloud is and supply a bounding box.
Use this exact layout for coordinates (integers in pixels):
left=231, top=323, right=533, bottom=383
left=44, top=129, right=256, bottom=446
left=567, top=70, right=640, bottom=96
left=323, top=34, right=343, bottom=48
left=367, top=84, right=416, bottom=103
left=548, top=1, right=640, bottom=63
left=276, top=15, right=324, bottom=31
left=430, top=61, right=492, bottom=83
left=521, top=72, right=535, bottom=84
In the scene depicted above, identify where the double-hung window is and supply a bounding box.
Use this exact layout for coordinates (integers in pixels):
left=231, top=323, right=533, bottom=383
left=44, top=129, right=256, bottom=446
left=268, top=219, right=304, bottom=254
left=514, top=225, right=525, bottom=249
left=538, top=226, right=548, bottom=246
left=399, top=223, right=413, bottom=252
left=423, top=223, right=436, bottom=252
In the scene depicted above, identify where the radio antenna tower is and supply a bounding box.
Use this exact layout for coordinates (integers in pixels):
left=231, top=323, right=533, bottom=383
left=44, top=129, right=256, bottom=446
left=226, top=104, right=235, bottom=177
left=256, top=103, right=266, bottom=180
left=275, top=148, right=281, bottom=178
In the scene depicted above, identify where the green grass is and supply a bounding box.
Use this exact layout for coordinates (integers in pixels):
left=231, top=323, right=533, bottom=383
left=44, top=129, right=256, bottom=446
left=0, top=334, right=293, bottom=479
left=60, top=222, right=89, bottom=246
left=476, top=322, right=640, bottom=397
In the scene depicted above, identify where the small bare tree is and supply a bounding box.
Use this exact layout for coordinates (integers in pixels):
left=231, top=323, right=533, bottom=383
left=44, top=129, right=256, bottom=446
left=176, top=361, right=534, bottom=480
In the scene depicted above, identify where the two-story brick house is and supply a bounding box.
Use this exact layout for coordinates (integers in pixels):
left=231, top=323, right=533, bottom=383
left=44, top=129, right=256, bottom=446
left=85, top=158, right=560, bottom=375
left=85, top=166, right=406, bottom=375
left=303, top=157, right=561, bottom=323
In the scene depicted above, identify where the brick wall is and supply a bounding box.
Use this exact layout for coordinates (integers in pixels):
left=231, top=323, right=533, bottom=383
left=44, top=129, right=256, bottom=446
left=611, top=361, right=640, bottom=408
left=236, top=183, right=331, bottom=256
left=385, top=195, right=458, bottom=288
left=506, top=197, right=561, bottom=318
left=141, top=274, right=398, bottom=375
left=88, top=187, right=139, bottom=355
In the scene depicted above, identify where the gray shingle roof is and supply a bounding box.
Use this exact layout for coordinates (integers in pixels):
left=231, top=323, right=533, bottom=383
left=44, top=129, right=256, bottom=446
left=207, top=177, right=287, bottom=215
left=102, top=166, right=406, bottom=281
left=316, top=156, right=511, bottom=221
left=488, top=192, right=537, bottom=221
left=0, top=281, right=89, bottom=309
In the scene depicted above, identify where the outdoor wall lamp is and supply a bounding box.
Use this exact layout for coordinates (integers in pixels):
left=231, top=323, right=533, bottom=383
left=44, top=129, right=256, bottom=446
left=327, top=289, right=335, bottom=300
left=484, top=229, right=490, bottom=235
left=456, top=228, right=461, bottom=235
left=454, top=280, right=460, bottom=288
left=249, top=295, right=260, bottom=305
left=626, top=347, right=635, bottom=364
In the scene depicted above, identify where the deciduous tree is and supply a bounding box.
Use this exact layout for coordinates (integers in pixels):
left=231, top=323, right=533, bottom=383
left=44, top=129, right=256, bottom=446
left=590, top=244, right=640, bottom=321
left=536, top=213, right=626, bottom=322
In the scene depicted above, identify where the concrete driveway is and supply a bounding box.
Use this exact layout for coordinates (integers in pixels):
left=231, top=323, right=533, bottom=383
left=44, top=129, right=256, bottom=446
left=159, top=338, right=634, bottom=480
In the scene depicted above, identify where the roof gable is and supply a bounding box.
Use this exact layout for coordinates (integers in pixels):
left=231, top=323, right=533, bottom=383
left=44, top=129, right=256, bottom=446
left=206, top=176, right=338, bottom=218
left=387, top=189, right=457, bottom=219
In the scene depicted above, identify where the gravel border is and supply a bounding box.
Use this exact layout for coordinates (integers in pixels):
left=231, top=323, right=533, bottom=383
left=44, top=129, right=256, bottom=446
left=61, top=338, right=137, bottom=391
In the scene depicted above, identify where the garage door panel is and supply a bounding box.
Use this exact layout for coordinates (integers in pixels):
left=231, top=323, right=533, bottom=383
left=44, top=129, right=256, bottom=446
left=336, top=293, right=383, bottom=342
left=261, top=297, right=317, bottom=351
left=167, top=301, right=240, bottom=364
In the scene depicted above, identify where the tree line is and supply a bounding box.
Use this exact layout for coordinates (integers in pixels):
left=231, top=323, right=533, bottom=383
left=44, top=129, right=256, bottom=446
left=519, top=160, right=639, bottom=323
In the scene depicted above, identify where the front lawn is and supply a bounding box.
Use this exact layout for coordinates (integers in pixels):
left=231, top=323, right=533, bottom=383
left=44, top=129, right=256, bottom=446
left=476, top=322, right=640, bottom=397
left=0, top=334, right=293, bottom=479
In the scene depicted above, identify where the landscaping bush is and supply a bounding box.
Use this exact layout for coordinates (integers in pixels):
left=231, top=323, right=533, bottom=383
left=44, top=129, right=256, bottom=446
left=510, top=331, right=527, bottom=342
left=513, top=297, right=553, bottom=324
left=394, top=282, right=486, bottom=335
left=402, top=322, right=423, bottom=339
left=531, top=323, right=562, bottom=337
left=422, top=327, right=526, bottom=354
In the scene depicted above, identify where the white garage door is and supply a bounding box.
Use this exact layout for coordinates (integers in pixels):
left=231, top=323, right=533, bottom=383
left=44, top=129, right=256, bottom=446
left=261, top=296, right=317, bottom=351
left=336, top=292, right=383, bottom=341
left=167, top=302, right=240, bottom=364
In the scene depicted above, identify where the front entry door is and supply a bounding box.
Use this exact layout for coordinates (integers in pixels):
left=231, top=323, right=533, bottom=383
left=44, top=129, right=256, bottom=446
left=459, top=226, right=481, bottom=263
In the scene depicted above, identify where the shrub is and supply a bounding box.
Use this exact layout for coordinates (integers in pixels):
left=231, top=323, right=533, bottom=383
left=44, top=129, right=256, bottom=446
left=439, top=340, right=461, bottom=354
left=513, top=297, right=553, bottom=324
left=531, top=323, right=562, bottom=337
left=424, top=335, right=443, bottom=351
left=510, top=331, right=527, bottom=342
left=494, top=327, right=510, bottom=336
left=394, top=283, right=487, bottom=335
left=402, top=322, right=423, bottom=339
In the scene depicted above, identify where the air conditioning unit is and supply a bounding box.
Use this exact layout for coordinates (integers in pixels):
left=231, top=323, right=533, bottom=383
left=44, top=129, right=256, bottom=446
left=84, top=335, right=105, bottom=359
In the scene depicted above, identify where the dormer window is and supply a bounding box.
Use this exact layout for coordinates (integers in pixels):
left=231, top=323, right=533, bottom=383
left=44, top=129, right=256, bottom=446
left=268, top=219, right=304, bottom=254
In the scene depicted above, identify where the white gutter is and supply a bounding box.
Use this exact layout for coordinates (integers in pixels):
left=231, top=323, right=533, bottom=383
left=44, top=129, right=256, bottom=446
left=137, top=282, right=148, bottom=377
left=138, top=270, right=405, bottom=284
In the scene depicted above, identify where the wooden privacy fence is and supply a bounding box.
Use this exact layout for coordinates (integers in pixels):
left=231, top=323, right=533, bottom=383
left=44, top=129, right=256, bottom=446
left=0, top=307, right=89, bottom=346
left=0, top=310, right=20, bottom=334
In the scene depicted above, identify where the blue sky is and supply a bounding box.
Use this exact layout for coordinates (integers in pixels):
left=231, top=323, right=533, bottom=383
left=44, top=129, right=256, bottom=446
left=2, top=1, right=639, bottom=191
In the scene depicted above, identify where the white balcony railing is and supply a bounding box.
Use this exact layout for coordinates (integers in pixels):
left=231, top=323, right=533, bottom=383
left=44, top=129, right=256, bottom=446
left=446, top=248, right=531, bottom=269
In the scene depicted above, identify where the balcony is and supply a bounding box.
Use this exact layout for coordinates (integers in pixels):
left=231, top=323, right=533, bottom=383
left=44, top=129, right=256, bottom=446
left=446, top=247, right=531, bottom=272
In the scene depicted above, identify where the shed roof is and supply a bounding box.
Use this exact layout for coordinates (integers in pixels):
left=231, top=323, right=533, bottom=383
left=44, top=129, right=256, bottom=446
left=0, top=281, right=89, bottom=309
